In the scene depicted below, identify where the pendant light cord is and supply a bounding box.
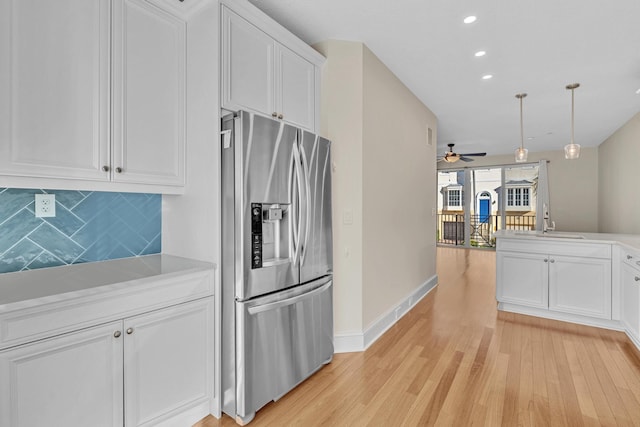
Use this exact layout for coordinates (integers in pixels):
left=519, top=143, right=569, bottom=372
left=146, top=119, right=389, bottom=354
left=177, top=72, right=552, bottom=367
left=520, top=95, right=524, bottom=149
left=570, top=87, right=575, bottom=145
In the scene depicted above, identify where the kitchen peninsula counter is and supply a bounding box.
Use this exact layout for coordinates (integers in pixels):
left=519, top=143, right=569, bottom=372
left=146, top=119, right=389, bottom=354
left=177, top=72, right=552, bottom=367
left=495, top=229, right=640, bottom=352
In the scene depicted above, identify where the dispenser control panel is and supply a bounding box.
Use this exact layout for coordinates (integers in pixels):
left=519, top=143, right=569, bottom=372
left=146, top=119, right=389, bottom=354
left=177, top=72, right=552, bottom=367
left=251, top=203, right=262, bottom=269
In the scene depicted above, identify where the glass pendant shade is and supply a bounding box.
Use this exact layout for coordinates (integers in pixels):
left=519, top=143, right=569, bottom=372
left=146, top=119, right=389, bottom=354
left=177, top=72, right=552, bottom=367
left=515, top=147, right=528, bottom=162
left=564, top=143, right=580, bottom=159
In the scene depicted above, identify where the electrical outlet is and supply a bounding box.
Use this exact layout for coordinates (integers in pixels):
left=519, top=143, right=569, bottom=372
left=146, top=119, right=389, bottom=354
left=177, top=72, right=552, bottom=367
left=35, top=194, right=56, bottom=218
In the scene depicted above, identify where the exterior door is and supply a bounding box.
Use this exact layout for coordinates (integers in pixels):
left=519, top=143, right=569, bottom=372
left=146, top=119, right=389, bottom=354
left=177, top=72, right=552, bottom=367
left=479, top=198, right=490, bottom=223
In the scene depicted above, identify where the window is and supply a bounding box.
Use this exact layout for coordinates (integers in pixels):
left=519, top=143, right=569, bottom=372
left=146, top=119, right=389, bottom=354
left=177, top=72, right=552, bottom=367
left=506, top=187, right=529, bottom=207
left=448, top=189, right=463, bottom=207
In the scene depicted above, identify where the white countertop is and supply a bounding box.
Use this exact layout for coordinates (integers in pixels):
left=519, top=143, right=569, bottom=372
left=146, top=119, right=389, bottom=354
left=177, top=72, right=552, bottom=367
left=494, top=230, right=640, bottom=252
left=0, top=254, right=216, bottom=311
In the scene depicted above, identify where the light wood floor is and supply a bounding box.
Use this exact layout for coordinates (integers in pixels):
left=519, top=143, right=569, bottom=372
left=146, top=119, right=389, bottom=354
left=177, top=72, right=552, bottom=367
left=198, top=247, right=640, bottom=426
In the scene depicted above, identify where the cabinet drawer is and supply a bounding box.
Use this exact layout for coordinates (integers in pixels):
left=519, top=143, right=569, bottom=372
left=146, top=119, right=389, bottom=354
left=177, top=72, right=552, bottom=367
left=621, top=247, right=640, bottom=271
left=498, top=239, right=611, bottom=259
left=0, top=270, right=213, bottom=350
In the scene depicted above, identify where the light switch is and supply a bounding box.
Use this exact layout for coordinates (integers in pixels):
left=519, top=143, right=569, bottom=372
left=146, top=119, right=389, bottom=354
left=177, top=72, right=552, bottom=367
left=343, top=209, right=353, bottom=225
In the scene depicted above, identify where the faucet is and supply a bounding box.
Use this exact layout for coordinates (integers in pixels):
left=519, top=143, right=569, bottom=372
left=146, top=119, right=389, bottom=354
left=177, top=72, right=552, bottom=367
left=543, top=203, right=555, bottom=233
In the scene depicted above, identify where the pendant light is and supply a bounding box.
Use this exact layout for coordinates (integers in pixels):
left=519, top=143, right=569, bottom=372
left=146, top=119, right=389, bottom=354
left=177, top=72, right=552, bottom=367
left=564, top=83, right=581, bottom=160
left=514, top=93, right=528, bottom=162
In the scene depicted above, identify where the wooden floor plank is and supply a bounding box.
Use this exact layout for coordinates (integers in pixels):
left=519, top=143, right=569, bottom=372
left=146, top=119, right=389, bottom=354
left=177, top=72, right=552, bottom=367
left=196, top=247, right=640, bottom=427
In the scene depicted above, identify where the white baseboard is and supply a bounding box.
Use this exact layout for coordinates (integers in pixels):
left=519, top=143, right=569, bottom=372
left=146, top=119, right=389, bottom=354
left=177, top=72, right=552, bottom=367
left=334, top=275, right=438, bottom=353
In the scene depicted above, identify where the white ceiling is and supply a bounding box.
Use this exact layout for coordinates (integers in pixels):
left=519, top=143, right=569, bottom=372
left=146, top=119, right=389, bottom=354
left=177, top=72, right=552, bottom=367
left=248, top=0, right=640, bottom=158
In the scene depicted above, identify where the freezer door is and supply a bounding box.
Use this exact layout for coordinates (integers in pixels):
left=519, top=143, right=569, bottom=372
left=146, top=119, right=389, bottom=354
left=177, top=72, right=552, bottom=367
left=235, top=277, right=333, bottom=423
left=298, top=130, right=333, bottom=283
left=232, top=111, right=301, bottom=300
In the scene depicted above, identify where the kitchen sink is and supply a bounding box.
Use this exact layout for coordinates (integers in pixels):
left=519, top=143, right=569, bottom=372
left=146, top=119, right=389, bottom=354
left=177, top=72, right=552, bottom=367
left=514, top=232, right=584, bottom=239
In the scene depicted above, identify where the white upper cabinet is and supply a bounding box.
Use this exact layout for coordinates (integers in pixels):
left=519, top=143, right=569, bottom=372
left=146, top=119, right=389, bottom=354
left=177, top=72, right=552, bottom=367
left=222, top=8, right=275, bottom=118
left=0, top=0, right=189, bottom=193
left=112, top=0, right=186, bottom=186
left=0, top=0, right=110, bottom=181
left=220, top=0, right=324, bottom=132
left=277, top=45, right=316, bottom=130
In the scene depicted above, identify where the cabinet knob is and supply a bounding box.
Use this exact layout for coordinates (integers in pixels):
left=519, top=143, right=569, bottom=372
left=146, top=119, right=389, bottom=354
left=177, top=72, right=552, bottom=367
left=272, top=112, right=278, bottom=118
left=635, top=277, right=640, bottom=282
left=549, top=259, right=555, bottom=263
left=544, top=259, right=548, bottom=263
left=114, top=330, right=121, bottom=338
left=102, top=165, right=110, bottom=172
left=627, top=255, right=633, bottom=260
left=115, top=167, right=123, bottom=174
left=126, top=327, right=134, bottom=335
left=278, top=114, right=283, bottom=120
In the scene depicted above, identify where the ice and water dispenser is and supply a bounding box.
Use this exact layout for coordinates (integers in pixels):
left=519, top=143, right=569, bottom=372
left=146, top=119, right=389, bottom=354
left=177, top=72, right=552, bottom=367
left=251, top=202, right=291, bottom=269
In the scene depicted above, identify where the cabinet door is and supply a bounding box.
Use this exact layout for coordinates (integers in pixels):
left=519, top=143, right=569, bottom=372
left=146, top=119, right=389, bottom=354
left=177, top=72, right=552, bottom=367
left=124, top=298, right=213, bottom=427
left=621, top=262, right=640, bottom=339
left=549, top=256, right=612, bottom=319
left=111, top=0, right=186, bottom=186
left=0, top=321, right=123, bottom=427
left=276, top=45, right=315, bottom=131
left=496, top=251, right=548, bottom=308
left=221, top=6, right=275, bottom=117
left=0, top=0, right=110, bottom=180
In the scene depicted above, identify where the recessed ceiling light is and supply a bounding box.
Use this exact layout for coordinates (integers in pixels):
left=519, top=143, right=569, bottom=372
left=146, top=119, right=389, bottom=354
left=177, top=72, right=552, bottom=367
left=482, top=74, right=493, bottom=80
left=474, top=51, right=486, bottom=57
left=463, top=16, right=477, bottom=24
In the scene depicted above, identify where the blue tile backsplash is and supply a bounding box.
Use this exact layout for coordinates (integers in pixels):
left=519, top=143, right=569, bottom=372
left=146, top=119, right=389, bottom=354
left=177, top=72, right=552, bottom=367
left=0, top=188, right=161, bottom=273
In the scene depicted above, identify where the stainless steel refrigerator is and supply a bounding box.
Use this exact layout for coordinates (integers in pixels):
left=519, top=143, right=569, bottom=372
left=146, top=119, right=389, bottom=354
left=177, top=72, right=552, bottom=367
left=220, top=111, right=333, bottom=425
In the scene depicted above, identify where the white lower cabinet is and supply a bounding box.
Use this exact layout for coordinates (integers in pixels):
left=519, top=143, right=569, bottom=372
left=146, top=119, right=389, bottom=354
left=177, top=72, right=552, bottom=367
left=621, top=255, right=640, bottom=344
left=0, top=298, right=213, bottom=427
left=548, top=255, right=611, bottom=319
left=496, top=239, right=612, bottom=321
left=124, top=298, right=213, bottom=427
left=0, top=321, right=123, bottom=427
left=496, top=251, right=548, bottom=309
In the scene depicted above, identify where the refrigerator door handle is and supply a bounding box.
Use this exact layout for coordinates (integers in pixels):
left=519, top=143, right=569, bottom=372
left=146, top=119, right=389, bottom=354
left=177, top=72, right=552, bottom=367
left=299, top=143, right=312, bottom=265
left=247, top=281, right=332, bottom=314
left=290, top=144, right=303, bottom=266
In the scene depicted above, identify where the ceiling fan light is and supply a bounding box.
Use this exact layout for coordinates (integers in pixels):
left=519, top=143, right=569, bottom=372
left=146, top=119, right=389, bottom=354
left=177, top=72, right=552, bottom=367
left=443, top=154, right=460, bottom=163
left=515, top=147, right=528, bottom=162
left=564, top=143, right=580, bottom=159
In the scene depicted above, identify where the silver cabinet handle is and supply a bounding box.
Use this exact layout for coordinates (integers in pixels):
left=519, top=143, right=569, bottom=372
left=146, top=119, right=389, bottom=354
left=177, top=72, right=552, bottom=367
left=115, top=167, right=123, bottom=173
left=635, top=277, right=640, bottom=282
left=102, top=165, right=110, bottom=172
left=272, top=112, right=278, bottom=117
left=550, top=259, right=555, bottom=263
left=114, top=331, right=121, bottom=338
left=278, top=113, right=283, bottom=120
left=126, top=327, right=133, bottom=335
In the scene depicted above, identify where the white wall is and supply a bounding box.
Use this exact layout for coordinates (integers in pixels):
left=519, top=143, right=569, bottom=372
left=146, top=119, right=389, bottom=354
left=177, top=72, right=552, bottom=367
left=361, top=45, right=438, bottom=329
left=598, top=112, right=640, bottom=234
left=438, top=148, right=600, bottom=233
left=314, top=40, right=438, bottom=345
left=313, top=40, right=365, bottom=336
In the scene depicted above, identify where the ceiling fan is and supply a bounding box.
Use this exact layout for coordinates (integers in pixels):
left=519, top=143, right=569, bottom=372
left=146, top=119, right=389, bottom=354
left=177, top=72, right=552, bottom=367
left=438, top=143, right=487, bottom=163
